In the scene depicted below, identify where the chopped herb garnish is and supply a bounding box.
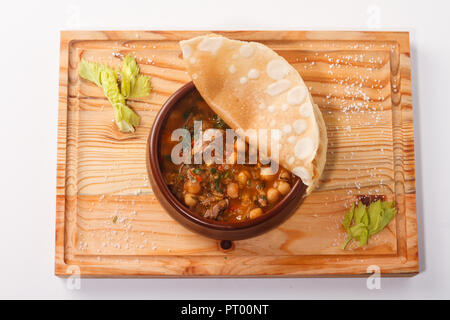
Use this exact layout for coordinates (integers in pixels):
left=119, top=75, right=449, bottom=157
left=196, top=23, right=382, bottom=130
left=112, top=216, right=118, bottom=223
left=210, top=168, right=217, bottom=174
left=213, top=114, right=227, bottom=129
left=192, top=168, right=203, bottom=174
left=214, top=178, right=222, bottom=192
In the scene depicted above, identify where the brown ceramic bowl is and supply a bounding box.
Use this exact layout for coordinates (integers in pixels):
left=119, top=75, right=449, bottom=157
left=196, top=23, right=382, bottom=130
left=146, top=81, right=306, bottom=240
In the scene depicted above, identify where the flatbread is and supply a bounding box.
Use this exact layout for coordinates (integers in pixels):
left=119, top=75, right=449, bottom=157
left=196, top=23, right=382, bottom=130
left=180, top=34, right=327, bottom=195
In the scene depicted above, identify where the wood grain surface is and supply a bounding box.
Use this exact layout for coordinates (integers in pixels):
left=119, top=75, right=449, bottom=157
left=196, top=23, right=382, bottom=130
left=55, top=31, right=418, bottom=277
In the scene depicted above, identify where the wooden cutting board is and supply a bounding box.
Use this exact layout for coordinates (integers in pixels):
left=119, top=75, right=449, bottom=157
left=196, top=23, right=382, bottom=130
left=55, top=31, right=418, bottom=277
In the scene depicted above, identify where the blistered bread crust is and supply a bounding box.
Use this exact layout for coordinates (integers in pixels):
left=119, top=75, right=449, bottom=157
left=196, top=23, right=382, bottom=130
left=180, top=34, right=327, bottom=195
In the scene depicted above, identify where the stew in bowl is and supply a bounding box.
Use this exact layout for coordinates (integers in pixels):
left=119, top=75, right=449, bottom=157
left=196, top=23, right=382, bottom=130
left=147, top=82, right=306, bottom=240
left=159, top=89, right=298, bottom=223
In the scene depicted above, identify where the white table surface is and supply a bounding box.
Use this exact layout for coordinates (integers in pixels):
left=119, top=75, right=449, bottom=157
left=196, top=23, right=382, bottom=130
left=0, top=0, right=449, bottom=299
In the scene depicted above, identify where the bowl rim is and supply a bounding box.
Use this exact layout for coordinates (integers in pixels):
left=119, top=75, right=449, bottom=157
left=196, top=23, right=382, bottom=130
left=147, top=81, right=305, bottom=231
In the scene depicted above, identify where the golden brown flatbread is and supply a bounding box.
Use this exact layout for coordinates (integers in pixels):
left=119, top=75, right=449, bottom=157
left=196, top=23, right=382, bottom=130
left=180, top=34, right=327, bottom=195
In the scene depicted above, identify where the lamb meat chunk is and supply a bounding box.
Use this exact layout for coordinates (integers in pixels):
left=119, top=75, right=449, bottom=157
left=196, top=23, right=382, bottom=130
left=204, top=199, right=229, bottom=220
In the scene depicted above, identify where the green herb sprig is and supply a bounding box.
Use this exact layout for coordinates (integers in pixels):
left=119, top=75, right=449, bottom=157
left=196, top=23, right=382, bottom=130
left=79, top=55, right=152, bottom=133
left=342, top=200, right=397, bottom=249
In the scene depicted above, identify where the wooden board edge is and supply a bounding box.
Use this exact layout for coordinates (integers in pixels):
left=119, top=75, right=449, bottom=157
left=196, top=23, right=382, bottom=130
left=55, top=33, right=70, bottom=276
left=398, top=33, right=419, bottom=271
left=54, top=261, right=419, bottom=278
left=59, top=30, right=411, bottom=52
left=56, top=273, right=419, bottom=279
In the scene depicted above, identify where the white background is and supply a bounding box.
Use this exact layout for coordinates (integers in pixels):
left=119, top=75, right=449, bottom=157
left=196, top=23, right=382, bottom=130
left=0, top=0, right=449, bottom=299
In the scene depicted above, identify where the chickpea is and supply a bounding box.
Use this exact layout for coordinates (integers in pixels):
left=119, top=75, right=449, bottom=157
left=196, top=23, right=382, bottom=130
left=185, top=180, right=201, bottom=194
left=260, top=167, right=276, bottom=181
left=237, top=170, right=250, bottom=185
left=227, top=182, right=239, bottom=199
left=249, top=208, right=263, bottom=219
left=184, top=193, right=198, bottom=207
left=279, top=169, right=291, bottom=181
left=267, top=188, right=281, bottom=204
left=277, top=180, right=291, bottom=196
